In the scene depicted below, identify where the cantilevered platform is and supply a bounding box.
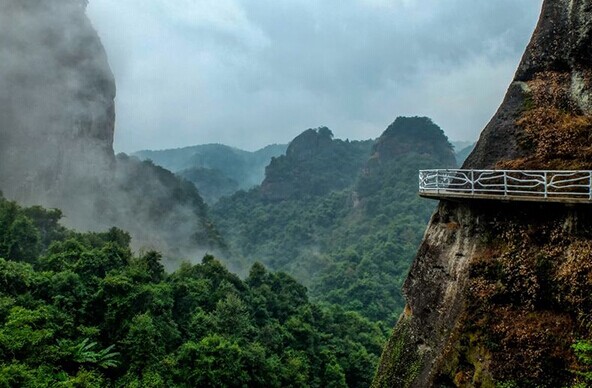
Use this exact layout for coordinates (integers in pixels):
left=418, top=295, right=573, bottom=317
left=419, top=169, right=592, bottom=205
left=419, top=190, right=592, bottom=205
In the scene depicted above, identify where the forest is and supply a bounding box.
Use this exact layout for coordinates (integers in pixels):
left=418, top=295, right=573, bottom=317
left=0, top=113, right=459, bottom=387
left=0, top=193, right=387, bottom=387
left=213, top=118, right=457, bottom=326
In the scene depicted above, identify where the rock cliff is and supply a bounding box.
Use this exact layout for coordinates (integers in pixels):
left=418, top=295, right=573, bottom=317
left=0, top=0, right=115, bottom=208
left=466, top=0, right=592, bottom=170
left=373, top=1, right=592, bottom=387
left=0, top=0, right=224, bottom=260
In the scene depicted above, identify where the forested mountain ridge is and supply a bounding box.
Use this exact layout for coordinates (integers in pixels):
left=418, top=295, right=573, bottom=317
left=134, top=143, right=288, bottom=203
left=0, top=0, right=223, bottom=260
left=213, top=117, right=456, bottom=325
left=0, top=194, right=385, bottom=387
left=373, top=1, right=592, bottom=387
left=260, top=128, right=374, bottom=201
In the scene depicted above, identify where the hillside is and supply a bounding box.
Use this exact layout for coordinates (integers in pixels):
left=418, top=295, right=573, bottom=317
left=213, top=118, right=456, bottom=325
left=260, top=128, right=374, bottom=201
left=0, top=194, right=385, bottom=387
left=373, top=1, right=592, bottom=387
left=135, top=143, right=287, bottom=203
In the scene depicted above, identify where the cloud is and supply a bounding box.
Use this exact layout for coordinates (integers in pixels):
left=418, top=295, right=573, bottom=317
left=87, top=0, right=542, bottom=152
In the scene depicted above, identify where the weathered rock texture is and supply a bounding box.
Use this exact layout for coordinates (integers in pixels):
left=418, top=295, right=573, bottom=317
left=465, top=0, right=592, bottom=170
left=0, top=0, right=224, bottom=260
left=373, top=1, right=592, bottom=387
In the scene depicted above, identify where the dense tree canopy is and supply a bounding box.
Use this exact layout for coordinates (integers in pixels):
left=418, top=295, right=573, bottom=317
left=0, top=193, right=385, bottom=387
left=213, top=118, right=456, bottom=326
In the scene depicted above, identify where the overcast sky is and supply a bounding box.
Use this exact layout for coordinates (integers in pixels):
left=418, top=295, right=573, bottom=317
left=87, top=0, right=542, bottom=153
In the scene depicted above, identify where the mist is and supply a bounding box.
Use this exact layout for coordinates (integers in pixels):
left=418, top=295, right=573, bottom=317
left=0, top=0, right=224, bottom=265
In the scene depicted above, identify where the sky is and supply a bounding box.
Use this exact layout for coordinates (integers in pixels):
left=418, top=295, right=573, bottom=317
left=86, top=0, right=543, bottom=153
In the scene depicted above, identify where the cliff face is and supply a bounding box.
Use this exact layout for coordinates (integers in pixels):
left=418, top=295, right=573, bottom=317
left=374, top=1, right=592, bottom=387
left=0, top=0, right=115, bottom=208
left=0, top=0, right=224, bottom=260
left=465, top=0, right=592, bottom=170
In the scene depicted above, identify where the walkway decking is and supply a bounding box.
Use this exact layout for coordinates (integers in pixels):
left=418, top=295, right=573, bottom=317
left=419, top=169, right=592, bottom=205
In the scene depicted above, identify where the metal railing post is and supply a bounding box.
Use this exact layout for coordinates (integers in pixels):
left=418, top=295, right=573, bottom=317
left=589, top=171, right=592, bottom=200
left=503, top=171, right=507, bottom=196
left=471, top=170, right=475, bottom=195
left=418, top=171, right=422, bottom=192
left=436, top=170, right=440, bottom=194
left=544, top=171, right=548, bottom=199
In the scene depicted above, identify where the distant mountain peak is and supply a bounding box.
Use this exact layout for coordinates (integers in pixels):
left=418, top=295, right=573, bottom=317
left=261, top=127, right=374, bottom=201
left=370, top=116, right=455, bottom=166
left=285, top=127, right=335, bottom=161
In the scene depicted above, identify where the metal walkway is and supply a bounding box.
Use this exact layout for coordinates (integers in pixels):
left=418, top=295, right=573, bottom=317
left=419, top=169, right=592, bottom=205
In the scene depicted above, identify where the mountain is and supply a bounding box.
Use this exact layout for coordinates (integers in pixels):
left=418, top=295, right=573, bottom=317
left=455, top=143, right=475, bottom=166
left=0, top=0, right=116, bottom=206
left=451, top=141, right=474, bottom=152
left=373, top=1, right=592, bottom=387
left=260, top=128, right=374, bottom=201
left=134, top=143, right=288, bottom=202
left=0, top=0, right=223, bottom=261
left=213, top=118, right=456, bottom=324
left=177, top=167, right=239, bottom=205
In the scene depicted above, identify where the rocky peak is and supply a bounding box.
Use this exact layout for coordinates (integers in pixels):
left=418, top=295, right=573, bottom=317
left=0, top=0, right=116, bottom=207
left=373, top=2, right=592, bottom=387
left=260, top=127, right=373, bottom=201
left=285, top=127, right=335, bottom=161
left=465, top=0, right=592, bottom=169
left=0, top=0, right=224, bottom=259
left=370, top=117, right=455, bottom=167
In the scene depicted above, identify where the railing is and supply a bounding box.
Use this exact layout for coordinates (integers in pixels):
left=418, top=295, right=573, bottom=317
left=419, top=169, right=592, bottom=201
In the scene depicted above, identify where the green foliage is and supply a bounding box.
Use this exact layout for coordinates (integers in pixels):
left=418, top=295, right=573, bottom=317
left=371, top=318, right=422, bottom=388
left=69, top=339, right=120, bottom=369
left=0, top=196, right=384, bottom=387
left=213, top=119, right=456, bottom=326
left=572, top=340, right=592, bottom=384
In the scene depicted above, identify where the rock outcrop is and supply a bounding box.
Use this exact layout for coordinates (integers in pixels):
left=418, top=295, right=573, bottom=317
left=0, top=0, right=224, bottom=261
left=466, top=0, right=592, bottom=170
left=0, top=0, right=115, bottom=209
left=260, top=127, right=373, bottom=201
left=373, top=1, right=592, bottom=387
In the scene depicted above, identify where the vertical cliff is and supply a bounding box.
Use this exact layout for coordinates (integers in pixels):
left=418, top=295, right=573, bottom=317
left=0, top=0, right=115, bottom=209
left=0, top=0, right=224, bottom=260
left=373, top=1, right=592, bottom=387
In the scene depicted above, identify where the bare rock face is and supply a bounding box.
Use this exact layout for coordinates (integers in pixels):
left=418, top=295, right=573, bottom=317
left=373, top=1, right=592, bottom=387
left=0, top=0, right=116, bottom=210
left=0, top=0, right=224, bottom=260
left=465, top=0, right=592, bottom=170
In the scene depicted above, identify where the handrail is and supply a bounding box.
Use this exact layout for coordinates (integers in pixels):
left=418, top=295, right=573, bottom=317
left=419, top=169, right=592, bottom=202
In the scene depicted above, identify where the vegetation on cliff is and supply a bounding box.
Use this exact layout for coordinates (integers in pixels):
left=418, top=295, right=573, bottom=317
left=375, top=2, right=592, bottom=387
left=435, top=204, right=592, bottom=387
